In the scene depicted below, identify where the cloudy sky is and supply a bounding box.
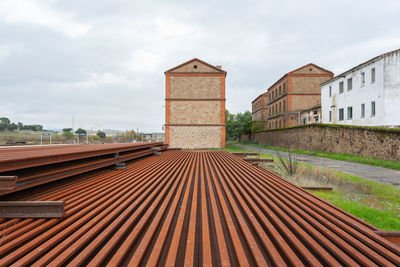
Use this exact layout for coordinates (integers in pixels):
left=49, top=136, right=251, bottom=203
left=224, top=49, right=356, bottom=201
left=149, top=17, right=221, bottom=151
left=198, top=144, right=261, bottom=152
left=1, top=0, right=399, bottom=132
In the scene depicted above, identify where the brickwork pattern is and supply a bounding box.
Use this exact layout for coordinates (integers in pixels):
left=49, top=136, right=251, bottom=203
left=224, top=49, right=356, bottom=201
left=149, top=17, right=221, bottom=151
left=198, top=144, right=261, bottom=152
left=169, top=77, right=221, bottom=99
left=290, top=76, right=330, bottom=93
left=291, top=94, right=321, bottom=111
left=170, top=62, right=220, bottom=73
left=292, top=65, right=329, bottom=75
left=170, top=101, right=221, bottom=124
left=169, top=126, right=222, bottom=149
left=241, top=125, right=400, bottom=161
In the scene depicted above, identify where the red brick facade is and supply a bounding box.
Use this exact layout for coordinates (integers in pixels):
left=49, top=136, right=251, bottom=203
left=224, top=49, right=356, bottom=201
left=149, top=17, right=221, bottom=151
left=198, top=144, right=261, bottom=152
left=252, top=64, right=333, bottom=129
left=165, top=59, right=226, bottom=148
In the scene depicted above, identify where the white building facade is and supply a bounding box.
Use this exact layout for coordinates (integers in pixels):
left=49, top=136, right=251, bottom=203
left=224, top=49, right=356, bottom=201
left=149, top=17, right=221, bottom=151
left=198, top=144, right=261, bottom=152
left=321, top=49, right=400, bottom=127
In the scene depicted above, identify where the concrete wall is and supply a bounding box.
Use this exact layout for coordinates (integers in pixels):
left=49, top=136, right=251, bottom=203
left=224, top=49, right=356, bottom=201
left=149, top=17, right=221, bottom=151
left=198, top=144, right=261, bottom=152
left=241, top=124, right=400, bottom=161
left=383, top=51, right=400, bottom=126
left=322, top=50, right=400, bottom=127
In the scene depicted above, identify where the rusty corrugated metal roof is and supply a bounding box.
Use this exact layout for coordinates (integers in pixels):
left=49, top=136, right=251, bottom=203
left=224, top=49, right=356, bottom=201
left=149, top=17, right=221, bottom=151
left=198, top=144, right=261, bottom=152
left=0, top=150, right=399, bottom=266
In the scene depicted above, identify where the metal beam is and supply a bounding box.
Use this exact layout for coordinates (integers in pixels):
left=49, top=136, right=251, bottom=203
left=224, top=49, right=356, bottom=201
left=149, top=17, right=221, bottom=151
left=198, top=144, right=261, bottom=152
left=0, top=176, right=17, bottom=190
left=374, top=231, right=400, bottom=246
left=302, top=186, right=333, bottom=191
left=0, top=201, right=64, bottom=218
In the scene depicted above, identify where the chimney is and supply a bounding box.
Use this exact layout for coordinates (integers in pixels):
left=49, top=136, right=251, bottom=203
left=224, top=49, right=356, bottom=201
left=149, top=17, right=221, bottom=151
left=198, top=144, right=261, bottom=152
left=215, top=65, right=222, bottom=69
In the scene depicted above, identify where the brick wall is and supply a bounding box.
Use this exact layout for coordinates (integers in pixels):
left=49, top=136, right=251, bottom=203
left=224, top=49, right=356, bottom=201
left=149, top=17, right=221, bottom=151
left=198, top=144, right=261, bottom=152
left=290, top=76, right=328, bottom=93
left=170, top=62, right=220, bottom=73
left=240, top=124, right=400, bottom=161
left=165, top=59, right=226, bottom=149
left=291, top=94, right=321, bottom=111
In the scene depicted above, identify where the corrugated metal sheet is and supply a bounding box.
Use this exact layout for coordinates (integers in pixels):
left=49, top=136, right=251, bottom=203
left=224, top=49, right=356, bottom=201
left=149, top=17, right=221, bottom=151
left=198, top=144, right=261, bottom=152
left=0, top=150, right=399, bottom=266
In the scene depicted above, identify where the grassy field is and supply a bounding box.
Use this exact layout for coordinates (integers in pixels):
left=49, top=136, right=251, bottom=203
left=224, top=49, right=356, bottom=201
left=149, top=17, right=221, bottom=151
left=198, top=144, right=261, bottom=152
left=239, top=141, right=400, bottom=171
left=223, top=143, right=400, bottom=231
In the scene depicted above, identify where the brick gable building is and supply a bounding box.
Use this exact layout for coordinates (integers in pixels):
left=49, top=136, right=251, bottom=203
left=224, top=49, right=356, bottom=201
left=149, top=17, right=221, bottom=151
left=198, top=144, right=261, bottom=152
left=252, top=63, right=333, bottom=129
left=165, top=58, right=226, bottom=148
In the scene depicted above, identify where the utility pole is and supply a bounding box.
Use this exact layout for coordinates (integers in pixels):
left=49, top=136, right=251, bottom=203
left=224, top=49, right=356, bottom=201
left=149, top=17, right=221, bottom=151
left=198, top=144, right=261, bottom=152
left=72, top=114, right=75, bottom=131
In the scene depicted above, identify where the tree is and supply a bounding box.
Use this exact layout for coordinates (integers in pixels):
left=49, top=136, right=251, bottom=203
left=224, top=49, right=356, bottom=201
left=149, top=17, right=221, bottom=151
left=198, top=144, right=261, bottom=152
left=62, top=131, right=74, bottom=139
left=96, top=130, right=106, bottom=139
left=75, top=128, right=87, bottom=136
left=225, top=110, right=252, bottom=140
left=63, top=128, right=73, bottom=133
left=8, top=123, right=18, bottom=131
left=225, top=110, right=235, bottom=140
left=0, top=117, right=10, bottom=130
left=251, top=120, right=266, bottom=133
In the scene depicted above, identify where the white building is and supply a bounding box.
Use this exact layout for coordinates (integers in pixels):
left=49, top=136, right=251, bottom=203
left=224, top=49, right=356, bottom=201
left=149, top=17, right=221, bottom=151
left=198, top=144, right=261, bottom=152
left=321, top=49, right=400, bottom=127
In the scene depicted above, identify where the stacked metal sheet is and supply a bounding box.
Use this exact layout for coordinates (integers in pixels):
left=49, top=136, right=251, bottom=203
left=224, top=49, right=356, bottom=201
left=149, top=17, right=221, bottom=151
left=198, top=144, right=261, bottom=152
left=0, top=150, right=399, bottom=266
left=0, top=143, right=166, bottom=196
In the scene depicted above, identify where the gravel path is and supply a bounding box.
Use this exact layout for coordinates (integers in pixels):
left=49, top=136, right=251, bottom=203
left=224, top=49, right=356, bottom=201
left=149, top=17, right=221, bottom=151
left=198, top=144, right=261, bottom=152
left=234, top=144, right=400, bottom=186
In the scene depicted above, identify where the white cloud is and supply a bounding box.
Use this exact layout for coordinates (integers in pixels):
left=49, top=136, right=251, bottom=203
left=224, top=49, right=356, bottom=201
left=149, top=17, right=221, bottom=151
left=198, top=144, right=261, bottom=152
left=0, top=0, right=399, bottom=131
left=0, top=0, right=91, bottom=37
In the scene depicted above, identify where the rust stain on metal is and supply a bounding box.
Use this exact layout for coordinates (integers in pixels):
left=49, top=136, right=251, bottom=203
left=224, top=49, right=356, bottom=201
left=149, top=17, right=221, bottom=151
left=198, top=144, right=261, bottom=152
left=0, top=143, right=166, bottom=196
left=0, top=201, right=64, bottom=218
left=0, top=150, right=399, bottom=266
left=0, top=176, right=17, bottom=190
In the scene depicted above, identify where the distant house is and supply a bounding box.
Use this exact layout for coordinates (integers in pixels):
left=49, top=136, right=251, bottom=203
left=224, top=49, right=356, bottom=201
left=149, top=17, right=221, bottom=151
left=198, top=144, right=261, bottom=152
left=321, top=49, right=400, bottom=127
left=251, top=92, right=268, bottom=127
left=144, top=132, right=165, bottom=142
left=252, top=63, right=333, bottom=129
left=300, top=104, right=321, bottom=125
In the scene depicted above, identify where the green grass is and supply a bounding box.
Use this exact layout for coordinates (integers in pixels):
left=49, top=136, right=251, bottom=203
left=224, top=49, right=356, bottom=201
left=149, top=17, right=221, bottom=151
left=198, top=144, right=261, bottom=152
left=239, top=141, right=400, bottom=171
left=223, top=144, right=400, bottom=231
left=312, top=190, right=400, bottom=231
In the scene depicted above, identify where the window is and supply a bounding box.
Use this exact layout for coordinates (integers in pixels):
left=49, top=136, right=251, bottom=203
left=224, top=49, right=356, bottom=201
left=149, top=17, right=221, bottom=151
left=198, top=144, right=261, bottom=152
left=329, top=86, right=332, bottom=97
left=347, top=78, right=352, bottom=91
left=339, top=81, right=344, bottom=93
left=361, top=103, right=365, bottom=118
left=347, top=106, right=353, bottom=119
left=279, top=86, right=281, bottom=95
left=283, top=100, right=286, bottom=111
left=371, top=101, right=376, bottom=116
left=371, top=68, right=375, bottom=83
left=361, top=72, right=365, bottom=86
left=329, top=111, right=332, bottom=122
left=283, top=83, right=286, bottom=92
left=279, top=103, right=281, bottom=113
left=339, top=108, right=344, bottom=121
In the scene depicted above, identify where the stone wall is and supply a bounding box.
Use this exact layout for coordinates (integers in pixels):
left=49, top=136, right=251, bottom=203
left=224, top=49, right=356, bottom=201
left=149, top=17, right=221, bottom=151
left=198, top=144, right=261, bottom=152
left=170, top=101, right=221, bottom=124
left=169, top=76, right=221, bottom=98
left=240, top=124, right=400, bottom=161
left=169, top=126, right=222, bottom=149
